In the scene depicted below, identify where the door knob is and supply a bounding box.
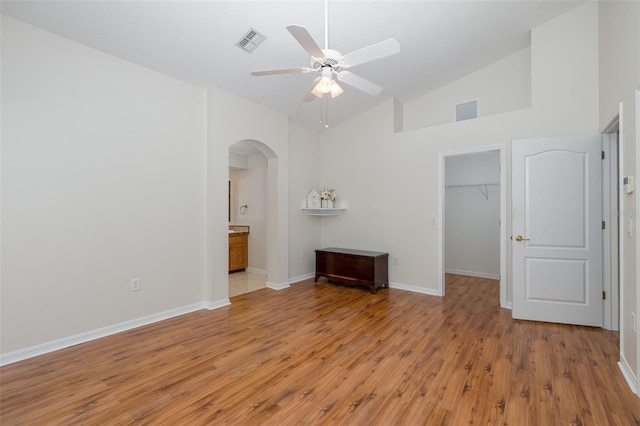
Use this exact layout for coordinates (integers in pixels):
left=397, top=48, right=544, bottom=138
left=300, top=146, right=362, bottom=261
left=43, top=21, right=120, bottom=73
left=514, top=235, right=530, bottom=242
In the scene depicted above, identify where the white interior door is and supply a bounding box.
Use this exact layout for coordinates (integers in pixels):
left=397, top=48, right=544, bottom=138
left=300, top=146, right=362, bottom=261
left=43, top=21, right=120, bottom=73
left=512, top=135, right=602, bottom=326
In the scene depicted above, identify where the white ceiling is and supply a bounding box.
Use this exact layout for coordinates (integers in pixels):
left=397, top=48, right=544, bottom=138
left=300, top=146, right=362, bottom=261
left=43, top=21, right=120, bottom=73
left=1, top=0, right=585, bottom=131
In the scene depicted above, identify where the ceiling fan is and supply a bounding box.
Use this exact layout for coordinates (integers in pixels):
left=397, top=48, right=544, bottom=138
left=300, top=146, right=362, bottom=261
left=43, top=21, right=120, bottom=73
left=251, top=1, right=400, bottom=101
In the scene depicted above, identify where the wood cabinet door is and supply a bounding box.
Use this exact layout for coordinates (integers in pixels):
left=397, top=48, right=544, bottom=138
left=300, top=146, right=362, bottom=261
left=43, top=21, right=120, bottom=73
left=229, top=235, right=248, bottom=271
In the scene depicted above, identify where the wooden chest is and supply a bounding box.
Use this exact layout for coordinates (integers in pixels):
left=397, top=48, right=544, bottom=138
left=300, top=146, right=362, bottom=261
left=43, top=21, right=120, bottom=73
left=315, top=248, right=389, bottom=294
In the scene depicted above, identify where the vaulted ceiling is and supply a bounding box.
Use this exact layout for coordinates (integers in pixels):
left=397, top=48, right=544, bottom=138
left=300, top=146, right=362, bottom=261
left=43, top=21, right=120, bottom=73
left=2, top=1, right=585, bottom=130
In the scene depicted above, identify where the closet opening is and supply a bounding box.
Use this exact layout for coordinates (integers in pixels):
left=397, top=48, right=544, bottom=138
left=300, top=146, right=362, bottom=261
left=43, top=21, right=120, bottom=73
left=438, top=147, right=507, bottom=307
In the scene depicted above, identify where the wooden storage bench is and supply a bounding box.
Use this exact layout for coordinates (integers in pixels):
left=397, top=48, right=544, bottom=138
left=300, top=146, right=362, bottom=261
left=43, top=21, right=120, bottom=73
left=315, top=248, right=389, bottom=294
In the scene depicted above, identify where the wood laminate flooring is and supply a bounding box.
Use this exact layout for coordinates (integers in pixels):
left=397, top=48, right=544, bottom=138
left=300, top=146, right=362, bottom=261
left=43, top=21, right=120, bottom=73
left=1, top=274, right=638, bottom=425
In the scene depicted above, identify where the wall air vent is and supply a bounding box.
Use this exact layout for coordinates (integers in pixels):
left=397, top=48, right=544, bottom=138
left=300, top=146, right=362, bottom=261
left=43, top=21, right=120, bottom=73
left=236, top=28, right=266, bottom=53
left=456, top=100, right=478, bottom=121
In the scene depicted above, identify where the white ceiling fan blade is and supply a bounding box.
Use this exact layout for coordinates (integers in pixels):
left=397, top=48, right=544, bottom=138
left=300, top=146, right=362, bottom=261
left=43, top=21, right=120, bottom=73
left=303, top=92, right=318, bottom=102
left=251, top=67, right=312, bottom=76
left=303, top=77, right=322, bottom=102
left=287, top=25, right=325, bottom=59
left=336, top=71, right=383, bottom=96
left=342, top=39, right=400, bottom=68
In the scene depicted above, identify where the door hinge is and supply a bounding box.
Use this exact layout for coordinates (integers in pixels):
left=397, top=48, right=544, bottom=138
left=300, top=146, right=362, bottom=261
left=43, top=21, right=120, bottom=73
left=602, top=221, right=606, bottom=230
left=602, top=291, right=606, bottom=300
left=601, top=151, right=605, bottom=160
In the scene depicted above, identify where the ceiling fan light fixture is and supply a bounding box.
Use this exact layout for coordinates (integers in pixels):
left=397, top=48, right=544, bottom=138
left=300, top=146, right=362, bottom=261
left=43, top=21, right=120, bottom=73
left=315, top=67, right=333, bottom=92
left=329, top=80, right=343, bottom=98
left=311, top=66, right=343, bottom=98
left=311, top=83, right=324, bottom=98
left=317, top=77, right=332, bottom=93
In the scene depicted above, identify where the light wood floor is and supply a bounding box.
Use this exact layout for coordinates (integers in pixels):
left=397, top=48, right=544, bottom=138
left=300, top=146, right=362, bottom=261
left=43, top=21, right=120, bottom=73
left=1, top=275, right=638, bottom=425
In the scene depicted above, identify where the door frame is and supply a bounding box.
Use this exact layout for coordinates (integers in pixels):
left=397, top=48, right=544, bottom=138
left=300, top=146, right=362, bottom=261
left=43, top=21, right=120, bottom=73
left=636, top=88, right=640, bottom=395
left=601, top=113, right=620, bottom=331
left=437, top=145, right=507, bottom=308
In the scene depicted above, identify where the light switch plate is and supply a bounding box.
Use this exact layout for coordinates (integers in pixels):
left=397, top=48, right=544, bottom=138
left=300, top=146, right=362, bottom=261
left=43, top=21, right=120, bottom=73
left=623, top=176, right=634, bottom=194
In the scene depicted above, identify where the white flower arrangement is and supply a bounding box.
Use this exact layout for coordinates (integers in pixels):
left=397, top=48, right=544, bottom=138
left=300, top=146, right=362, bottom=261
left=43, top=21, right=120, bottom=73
left=320, top=188, right=336, bottom=201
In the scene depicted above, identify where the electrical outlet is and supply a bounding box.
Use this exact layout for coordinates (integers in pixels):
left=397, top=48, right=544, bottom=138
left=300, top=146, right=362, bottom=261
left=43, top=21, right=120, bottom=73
left=131, top=278, right=140, bottom=292
left=300, top=250, right=304, bottom=260
left=632, top=312, right=637, bottom=333
left=394, top=257, right=399, bottom=265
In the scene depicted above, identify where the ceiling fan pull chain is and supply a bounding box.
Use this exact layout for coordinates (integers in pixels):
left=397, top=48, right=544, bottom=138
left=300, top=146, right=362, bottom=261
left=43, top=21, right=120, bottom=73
left=319, top=93, right=329, bottom=128
left=324, top=94, right=329, bottom=128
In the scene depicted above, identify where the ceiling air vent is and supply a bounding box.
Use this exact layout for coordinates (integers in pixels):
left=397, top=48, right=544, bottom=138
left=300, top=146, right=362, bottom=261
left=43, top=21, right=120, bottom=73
left=456, top=100, right=478, bottom=121
left=236, top=28, right=266, bottom=53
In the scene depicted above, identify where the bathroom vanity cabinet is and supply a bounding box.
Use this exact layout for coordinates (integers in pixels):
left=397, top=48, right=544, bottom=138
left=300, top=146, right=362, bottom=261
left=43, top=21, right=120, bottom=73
left=229, top=226, right=249, bottom=272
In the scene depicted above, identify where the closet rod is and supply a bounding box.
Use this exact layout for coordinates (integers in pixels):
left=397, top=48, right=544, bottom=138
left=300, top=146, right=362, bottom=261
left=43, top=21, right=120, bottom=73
left=445, top=183, right=499, bottom=188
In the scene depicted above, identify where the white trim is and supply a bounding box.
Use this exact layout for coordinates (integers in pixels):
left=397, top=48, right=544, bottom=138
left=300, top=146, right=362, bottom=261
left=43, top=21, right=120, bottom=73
left=618, top=356, right=638, bottom=395
left=246, top=267, right=267, bottom=275
left=437, top=153, right=445, bottom=296
left=636, top=88, right=640, bottom=396
left=445, top=269, right=500, bottom=280
left=437, top=145, right=507, bottom=308
left=601, top=105, right=621, bottom=134
left=289, top=272, right=315, bottom=284
left=205, top=299, right=231, bottom=310
left=0, top=301, right=229, bottom=366
left=267, top=281, right=290, bottom=290
left=389, top=281, right=440, bottom=296
left=601, top=131, right=620, bottom=331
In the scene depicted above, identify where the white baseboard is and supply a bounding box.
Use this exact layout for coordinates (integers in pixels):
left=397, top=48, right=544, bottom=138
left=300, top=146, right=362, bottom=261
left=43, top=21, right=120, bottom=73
left=267, top=281, right=290, bottom=291
left=389, top=281, right=441, bottom=296
left=288, top=272, right=315, bottom=284
left=445, top=268, right=500, bottom=280
left=0, top=299, right=230, bottom=366
left=205, top=298, right=231, bottom=310
left=618, top=356, right=639, bottom=396
left=246, top=267, right=266, bottom=275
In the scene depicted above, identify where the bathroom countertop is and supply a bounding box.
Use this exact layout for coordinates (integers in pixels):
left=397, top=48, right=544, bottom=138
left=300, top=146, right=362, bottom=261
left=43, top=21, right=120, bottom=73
left=229, top=225, right=250, bottom=235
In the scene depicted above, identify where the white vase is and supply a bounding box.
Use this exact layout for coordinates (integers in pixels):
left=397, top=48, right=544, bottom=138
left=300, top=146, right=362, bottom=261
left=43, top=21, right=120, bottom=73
left=321, top=199, right=328, bottom=208
left=327, top=199, right=334, bottom=208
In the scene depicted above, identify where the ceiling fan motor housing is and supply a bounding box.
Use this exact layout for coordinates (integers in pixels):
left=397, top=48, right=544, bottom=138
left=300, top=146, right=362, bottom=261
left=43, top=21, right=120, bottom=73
left=311, top=49, right=343, bottom=70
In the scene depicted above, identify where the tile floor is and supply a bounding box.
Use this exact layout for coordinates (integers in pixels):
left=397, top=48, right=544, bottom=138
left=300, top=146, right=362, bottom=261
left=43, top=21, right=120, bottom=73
left=228, top=270, right=267, bottom=297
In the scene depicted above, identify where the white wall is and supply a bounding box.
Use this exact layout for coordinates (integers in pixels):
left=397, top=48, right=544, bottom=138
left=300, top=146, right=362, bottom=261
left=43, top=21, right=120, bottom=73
left=445, top=152, right=500, bottom=279
left=403, top=48, right=531, bottom=131
left=206, top=87, right=290, bottom=295
left=1, top=16, right=207, bottom=354
left=288, top=122, right=322, bottom=282
left=320, top=2, right=600, bottom=300
left=229, top=152, right=249, bottom=169
left=1, top=15, right=312, bottom=359
left=598, top=0, right=640, bottom=390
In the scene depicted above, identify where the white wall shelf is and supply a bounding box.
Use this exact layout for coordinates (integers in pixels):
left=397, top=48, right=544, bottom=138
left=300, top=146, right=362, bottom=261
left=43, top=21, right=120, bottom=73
left=302, top=208, right=346, bottom=216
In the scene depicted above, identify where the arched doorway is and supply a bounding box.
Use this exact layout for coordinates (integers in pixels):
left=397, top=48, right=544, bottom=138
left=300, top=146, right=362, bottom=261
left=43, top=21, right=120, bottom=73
left=228, top=141, right=268, bottom=296
left=225, top=139, right=289, bottom=298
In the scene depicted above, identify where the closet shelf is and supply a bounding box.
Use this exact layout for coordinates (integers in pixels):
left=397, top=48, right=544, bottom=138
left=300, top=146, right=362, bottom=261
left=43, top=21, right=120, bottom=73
left=445, top=182, right=498, bottom=200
